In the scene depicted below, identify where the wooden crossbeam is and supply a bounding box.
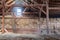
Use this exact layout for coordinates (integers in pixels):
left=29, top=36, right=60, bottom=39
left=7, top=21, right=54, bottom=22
left=38, top=7, right=46, bottom=14
left=49, top=7, right=60, bottom=10
left=6, top=4, right=46, bottom=7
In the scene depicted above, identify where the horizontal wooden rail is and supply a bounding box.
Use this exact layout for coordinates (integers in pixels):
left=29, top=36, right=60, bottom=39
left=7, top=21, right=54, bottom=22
left=6, top=4, right=46, bottom=7
left=49, top=7, right=60, bottom=10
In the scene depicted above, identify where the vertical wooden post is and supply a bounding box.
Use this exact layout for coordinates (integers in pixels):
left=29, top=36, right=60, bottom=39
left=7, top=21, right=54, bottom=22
left=38, top=7, right=42, bottom=34
left=12, top=12, right=17, bottom=33
left=46, top=0, right=49, bottom=34
left=2, top=14, right=4, bottom=33
left=1, top=0, right=5, bottom=33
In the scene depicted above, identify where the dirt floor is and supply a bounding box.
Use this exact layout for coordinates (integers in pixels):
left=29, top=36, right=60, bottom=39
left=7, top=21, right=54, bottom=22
left=0, top=32, right=60, bottom=40
left=0, top=32, right=40, bottom=40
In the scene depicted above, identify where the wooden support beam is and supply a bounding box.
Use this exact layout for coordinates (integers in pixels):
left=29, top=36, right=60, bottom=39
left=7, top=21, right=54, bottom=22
left=49, top=7, right=60, bottom=10
left=6, top=4, right=46, bottom=7
left=12, top=13, right=17, bottom=33
left=5, top=1, right=15, bottom=7
left=1, top=0, right=5, bottom=33
left=2, top=14, right=4, bottom=33
left=3, top=16, right=38, bottom=19
left=5, top=12, right=38, bottom=14
left=46, top=0, right=49, bottom=34
left=6, top=0, right=13, bottom=4
left=38, top=7, right=46, bottom=14
left=38, top=6, right=41, bottom=34
left=1, top=0, right=8, bottom=33
left=26, top=0, right=46, bottom=14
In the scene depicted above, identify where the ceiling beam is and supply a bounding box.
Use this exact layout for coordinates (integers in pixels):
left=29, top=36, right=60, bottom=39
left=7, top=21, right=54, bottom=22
left=6, top=4, right=46, bottom=7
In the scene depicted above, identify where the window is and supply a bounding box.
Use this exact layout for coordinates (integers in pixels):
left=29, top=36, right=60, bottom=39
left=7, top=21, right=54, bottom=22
left=12, top=7, right=22, bottom=17
left=16, top=8, right=22, bottom=16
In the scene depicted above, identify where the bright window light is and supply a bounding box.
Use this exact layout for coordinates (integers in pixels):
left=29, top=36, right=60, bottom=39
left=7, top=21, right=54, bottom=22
left=16, top=8, right=22, bottom=16
left=17, top=8, right=21, bottom=12
left=12, top=7, right=22, bottom=17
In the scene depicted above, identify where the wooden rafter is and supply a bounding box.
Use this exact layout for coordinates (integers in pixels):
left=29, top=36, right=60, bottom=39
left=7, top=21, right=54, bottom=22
left=6, top=4, right=46, bottom=7
left=6, top=0, right=13, bottom=4
left=5, top=1, right=15, bottom=7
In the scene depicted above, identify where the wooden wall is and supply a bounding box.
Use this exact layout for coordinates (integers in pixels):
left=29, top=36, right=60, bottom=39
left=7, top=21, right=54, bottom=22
left=0, top=17, right=60, bottom=34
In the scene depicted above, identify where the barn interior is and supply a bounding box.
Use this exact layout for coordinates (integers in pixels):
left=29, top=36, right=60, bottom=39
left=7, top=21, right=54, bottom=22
left=0, top=0, right=60, bottom=40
